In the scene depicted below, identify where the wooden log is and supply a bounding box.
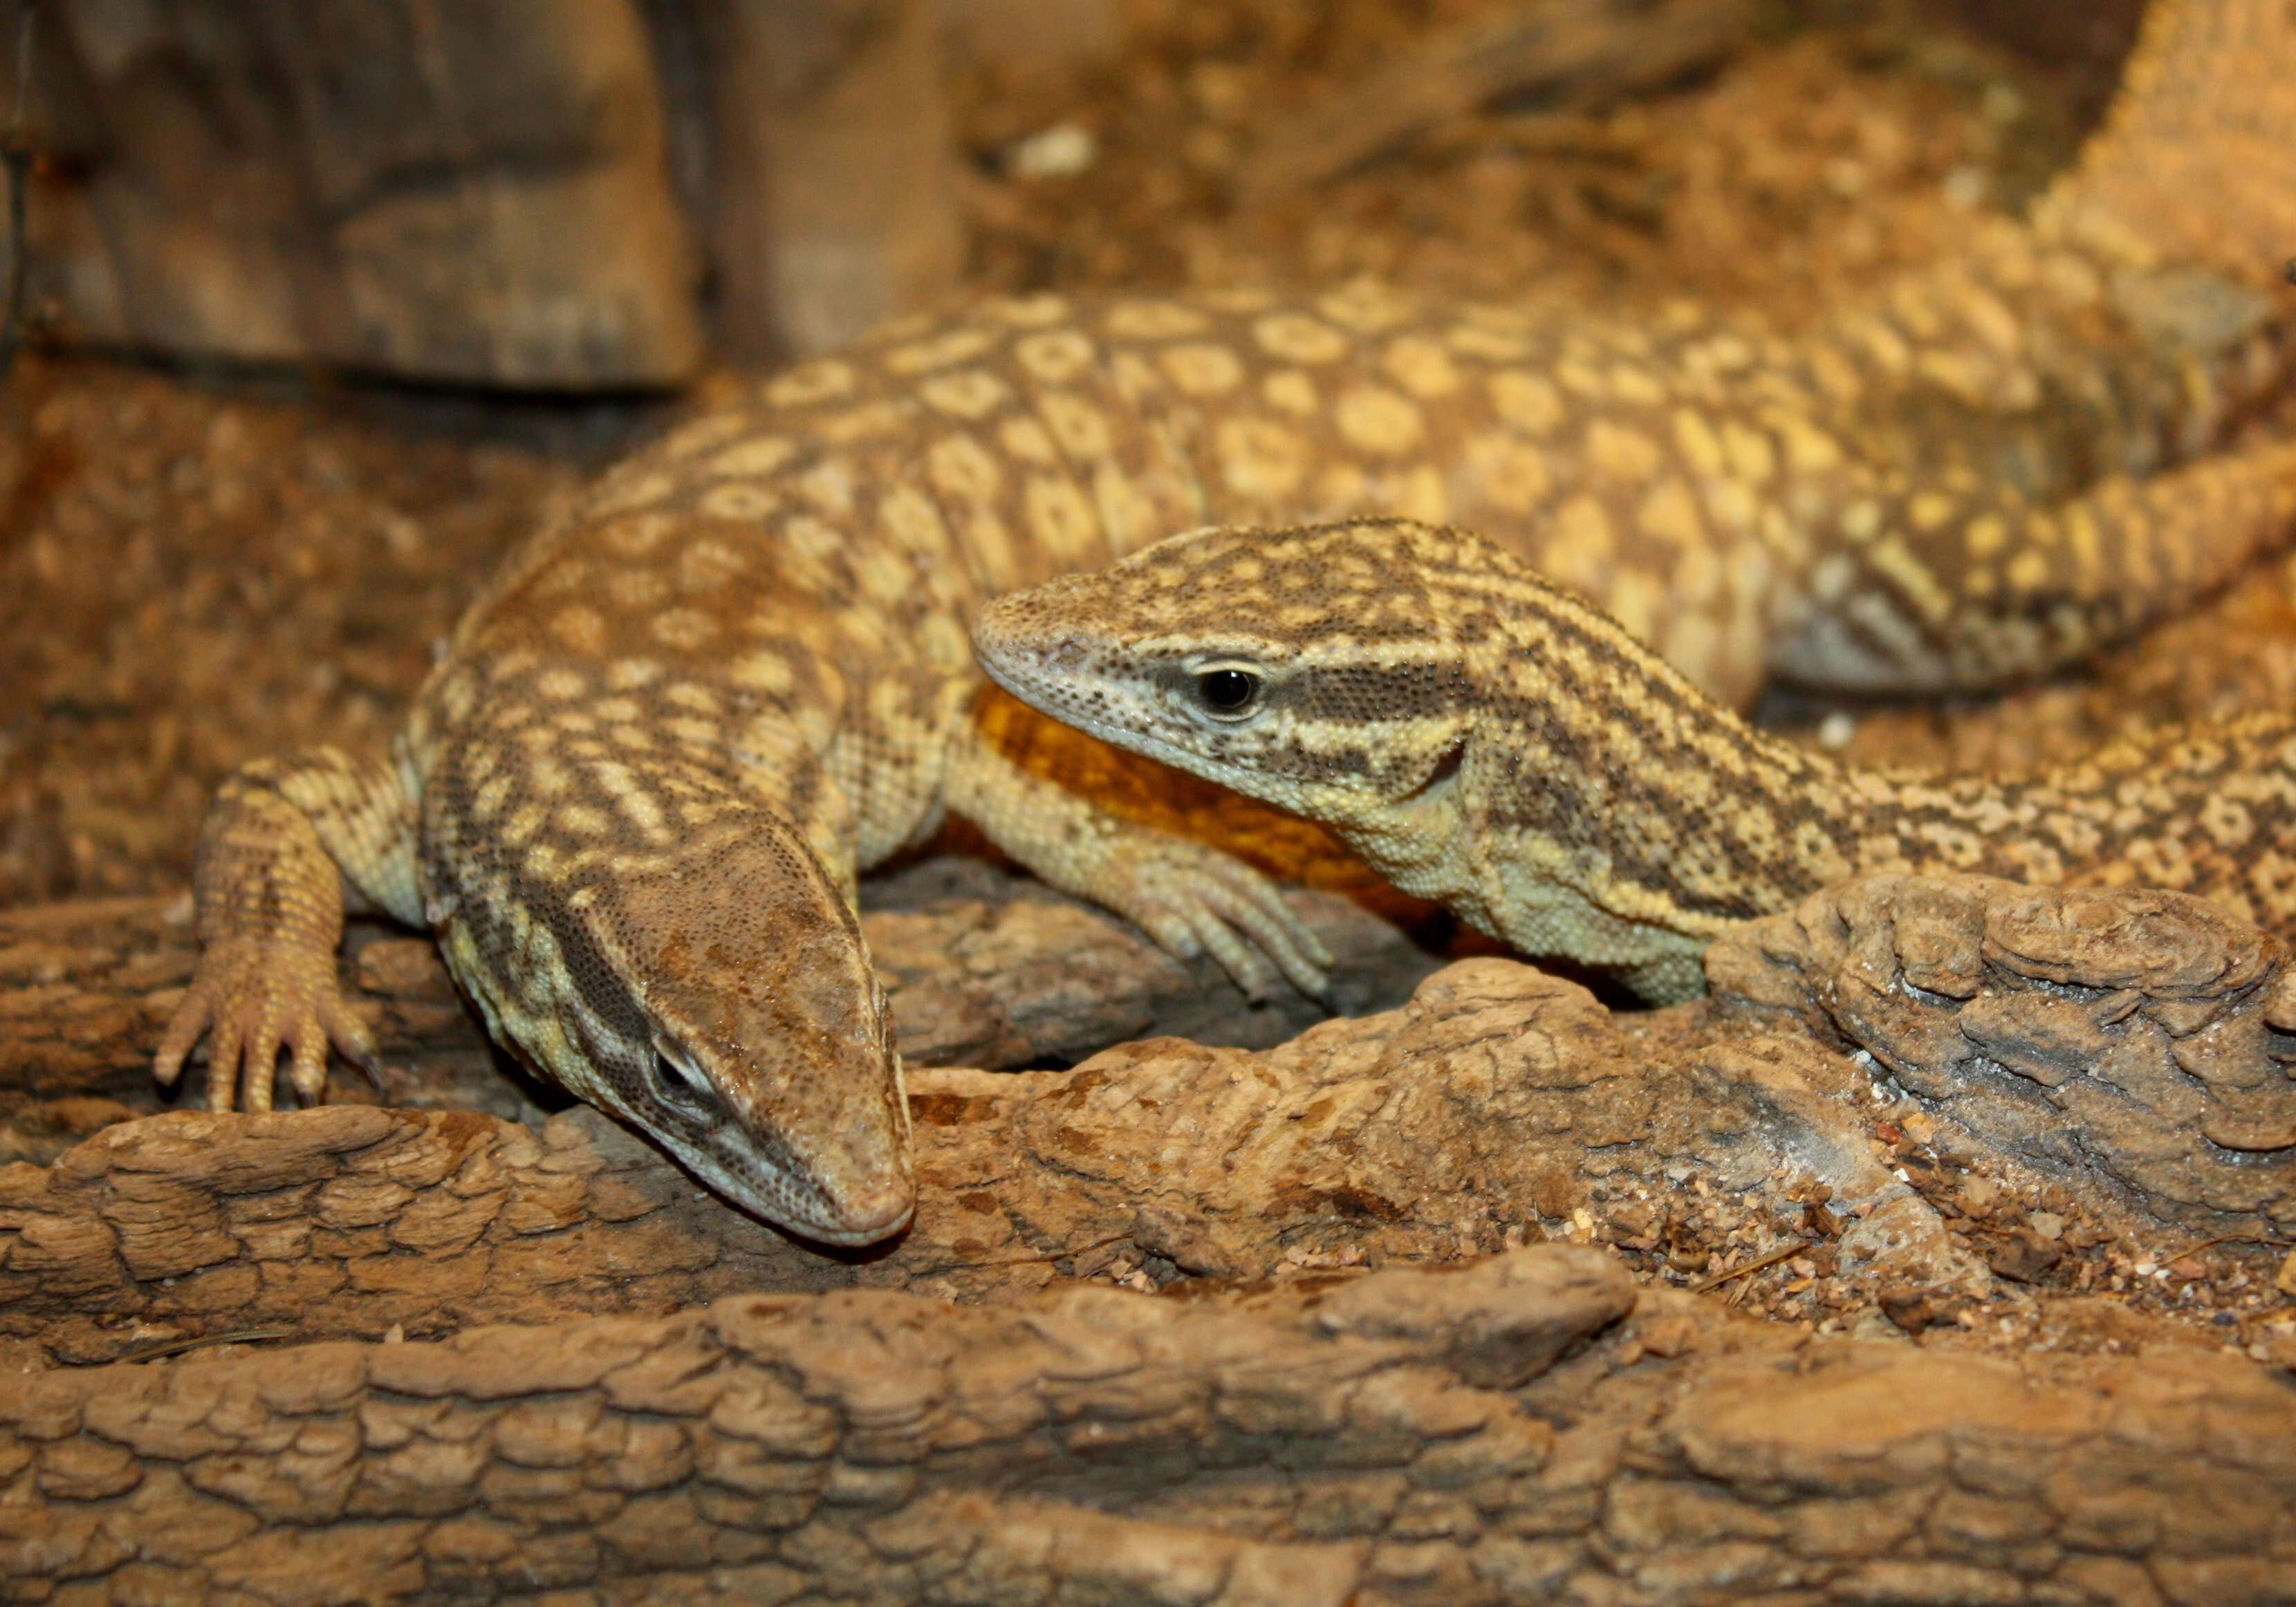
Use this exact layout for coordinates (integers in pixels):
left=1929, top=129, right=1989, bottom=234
left=3, top=1248, right=2294, bottom=1604
left=680, top=0, right=963, bottom=361
left=20, top=0, right=705, bottom=387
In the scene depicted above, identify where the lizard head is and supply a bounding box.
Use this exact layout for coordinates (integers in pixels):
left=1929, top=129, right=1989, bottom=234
left=972, top=518, right=1484, bottom=839
left=479, top=827, right=914, bottom=1247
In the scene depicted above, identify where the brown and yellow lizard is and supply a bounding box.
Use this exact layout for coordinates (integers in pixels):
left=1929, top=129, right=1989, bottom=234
left=156, top=0, right=2296, bottom=1241
left=975, top=515, right=2296, bottom=1003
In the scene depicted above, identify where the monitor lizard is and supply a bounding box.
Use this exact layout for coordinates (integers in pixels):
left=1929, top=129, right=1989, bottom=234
left=155, top=0, right=2296, bottom=1242
left=974, top=514, right=2296, bottom=1004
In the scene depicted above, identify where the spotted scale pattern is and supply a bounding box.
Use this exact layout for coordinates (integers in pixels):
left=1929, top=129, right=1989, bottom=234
left=974, top=517, right=2296, bottom=1003
left=160, top=0, right=2296, bottom=1238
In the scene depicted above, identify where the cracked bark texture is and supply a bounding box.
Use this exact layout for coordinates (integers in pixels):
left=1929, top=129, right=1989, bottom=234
left=1708, top=875, right=2296, bottom=1234
left=0, top=859, right=1434, bottom=1144
left=9, top=954, right=1995, bottom=1366
left=5, top=1247, right=2295, bottom=1606
left=9, top=880, right=2296, bottom=1600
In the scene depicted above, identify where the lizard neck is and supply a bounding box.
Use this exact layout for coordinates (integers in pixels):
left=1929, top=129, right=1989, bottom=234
left=1353, top=599, right=1875, bottom=962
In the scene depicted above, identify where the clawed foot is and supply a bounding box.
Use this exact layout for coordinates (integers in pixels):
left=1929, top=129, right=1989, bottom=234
left=1086, top=831, right=1335, bottom=1001
left=154, top=936, right=378, bottom=1112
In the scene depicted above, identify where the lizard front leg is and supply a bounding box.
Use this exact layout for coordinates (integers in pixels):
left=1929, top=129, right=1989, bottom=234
left=943, top=717, right=1333, bottom=1002
left=154, top=745, right=420, bottom=1111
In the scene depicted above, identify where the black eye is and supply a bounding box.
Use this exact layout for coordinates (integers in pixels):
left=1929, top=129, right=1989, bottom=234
left=649, top=1050, right=714, bottom=1116
left=1195, top=668, right=1260, bottom=715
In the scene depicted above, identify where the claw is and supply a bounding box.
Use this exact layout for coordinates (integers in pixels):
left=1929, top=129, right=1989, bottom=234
left=153, top=936, right=361, bottom=1113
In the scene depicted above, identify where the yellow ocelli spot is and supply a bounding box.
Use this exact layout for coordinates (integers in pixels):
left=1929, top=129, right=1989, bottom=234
left=1488, top=371, right=1563, bottom=436
left=928, top=435, right=1006, bottom=502
left=729, top=651, right=795, bottom=696
left=1465, top=433, right=1550, bottom=514
left=1160, top=342, right=1246, bottom=396
left=1840, top=501, right=1885, bottom=544
left=557, top=803, right=609, bottom=839
left=1026, top=475, right=1102, bottom=560
left=1016, top=328, right=1096, bottom=384
left=1672, top=410, right=1724, bottom=478
left=858, top=546, right=913, bottom=604
left=1315, top=281, right=1413, bottom=333
left=765, top=359, right=856, bottom=407
left=1381, top=336, right=1460, bottom=398
left=923, top=611, right=972, bottom=669
left=1909, top=492, right=1957, bottom=532
left=1548, top=496, right=1615, bottom=591
left=701, top=483, right=777, bottom=521
left=653, top=608, right=716, bottom=651
left=524, top=844, right=564, bottom=882
left=1253, top=313, right=1349, bottom=365
left=985, top=293, right=1070, bottom=328
left=607, top=659, right=660, bottom=691
left=1636, top=477, right=1705, bottom=550
left=1585, top=420, right=1662, bottom=483
left=681, top=539, right=746, bottom=591
left=1263, top=370, right=1319, bottom=416
left=665, top=682, right=722, bottom=715
left=613, top=570, right=669, bottom=612
left=797, top=461, right=858, bottom=517
left=880, top=483, right=951, bottom=556
left=1104, top=299, right=1210, bottom=340
left=1335, top=386, right=1425, bottom=456
left=963, top=510, right=1020, bottom=593
left=1216, top=416, right=1309, bottom=500
left=550, top=606, right=606, bottom=655
left=712, top=436, right=796, bottom=478
left=1039, top=391, right=1115, bottom=461
left=2006, top=548, right=2052, bottom=593
left=535, top=668, right=588, bottom=703
left=1772, top=416, right=1844, bottom=475
left=1444, top=317, right=1534, bottom=362
left=885, top=327, right=994, bottom=374
left=2064, top=504, right=2102, bottom=575
left=1720, top=423, right=1776, bottom=486
left=817, top=402, right=912, bottom=445
left=472, top=773, right=515, bottom=823
left=602, top=512, right=676, bottom=556
left=999, top=417, right=1057, bottom=463
left=921, top=369, right=1010, bottom=420
left=1392, top=466, right=1449, bottom=523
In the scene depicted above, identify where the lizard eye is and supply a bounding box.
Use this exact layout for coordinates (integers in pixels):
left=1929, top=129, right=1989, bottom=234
left=647, top=1046, right=716, bottom=1117
left=1192, top=667, right=1261, bottom=718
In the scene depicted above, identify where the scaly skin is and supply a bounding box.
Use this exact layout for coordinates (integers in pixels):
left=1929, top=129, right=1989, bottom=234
left=159, top=0, right=2296, bottom=1239
left=974, top=516, right=2296, bottom=1002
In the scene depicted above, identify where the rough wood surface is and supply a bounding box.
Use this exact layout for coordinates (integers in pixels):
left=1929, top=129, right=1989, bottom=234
left=683, top=0, right=962, bottom=361
left=1710, top=874, right=2296, bottom=1234
left=7, top=876, right=2296, bottom=1600
left=12, top=0, right=971, bottom=382
left=4, top=1247, right=2293, bottom=1606
left=22, top=0, right=705, bottom=386
left=0, top=857, right=1435, bottom=1140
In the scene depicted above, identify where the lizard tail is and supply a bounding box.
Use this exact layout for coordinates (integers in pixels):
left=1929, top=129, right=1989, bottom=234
left=2042, top=0, right=2296, bottom=287
left=1769, top=434, right=2296, bottom=694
